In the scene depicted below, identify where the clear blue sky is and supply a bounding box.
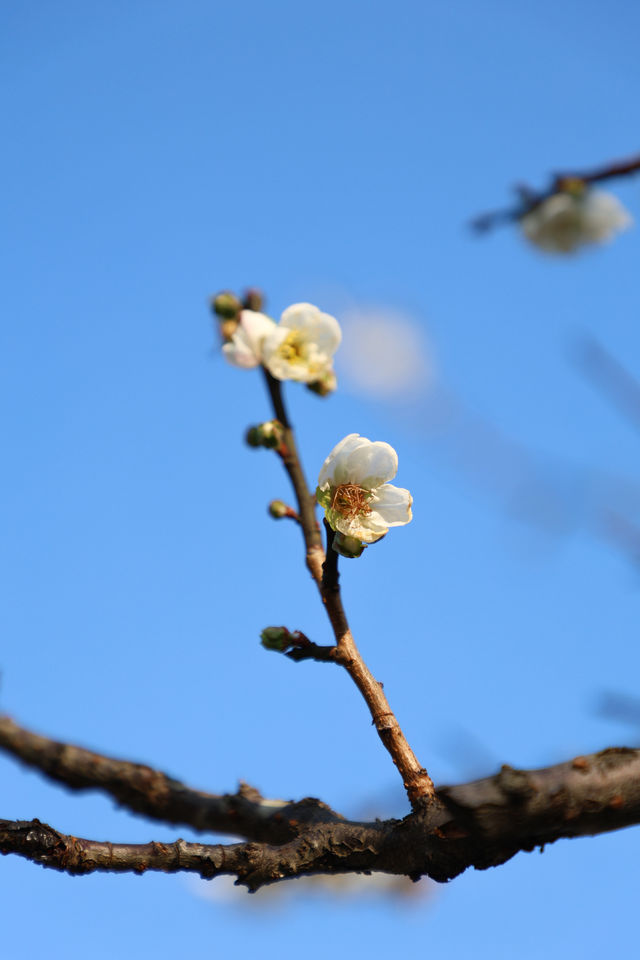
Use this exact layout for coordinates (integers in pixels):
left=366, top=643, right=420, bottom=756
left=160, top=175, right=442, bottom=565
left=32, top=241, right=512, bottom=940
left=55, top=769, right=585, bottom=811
left=2, top=1, right=640, bottom=957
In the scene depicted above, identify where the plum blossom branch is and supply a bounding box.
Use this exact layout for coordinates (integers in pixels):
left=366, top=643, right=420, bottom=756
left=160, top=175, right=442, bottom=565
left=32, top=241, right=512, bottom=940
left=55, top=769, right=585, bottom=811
left=471, top=150, right=640, bottom=234
left=260, top=373, right=436, bottom=807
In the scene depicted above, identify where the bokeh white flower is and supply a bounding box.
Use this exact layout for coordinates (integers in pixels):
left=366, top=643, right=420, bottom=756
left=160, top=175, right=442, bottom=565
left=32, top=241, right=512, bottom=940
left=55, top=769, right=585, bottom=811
left=316, top=434, right=413, bottom=546
left=223, top=303, right=341, bottom=384
left=520, top=188, right=632, bottom=253
left=339, top=308, right=434, bottom=399
left=222, top=310, right=276, bottom=368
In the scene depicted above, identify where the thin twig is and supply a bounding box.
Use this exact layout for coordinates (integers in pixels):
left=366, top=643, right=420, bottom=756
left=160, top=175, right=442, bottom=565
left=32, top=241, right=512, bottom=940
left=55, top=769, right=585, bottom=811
left=261, top=372, right=436, bottom=807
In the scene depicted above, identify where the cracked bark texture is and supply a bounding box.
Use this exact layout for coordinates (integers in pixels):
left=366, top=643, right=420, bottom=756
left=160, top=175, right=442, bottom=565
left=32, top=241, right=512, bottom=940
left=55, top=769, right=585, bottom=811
left=2, top=715, right=639, bottom=891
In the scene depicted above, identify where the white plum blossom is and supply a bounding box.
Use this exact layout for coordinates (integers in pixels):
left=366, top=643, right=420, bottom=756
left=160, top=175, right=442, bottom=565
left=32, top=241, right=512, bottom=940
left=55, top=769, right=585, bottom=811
left=520, top=189, right=632, bottom=253
left=222, top=310, right=276, bottom=369
left=316, top=434, right=413, bottom=547
left=223, top=303, right=341, bottom=384
left=262, top=303, right=341, bottom=383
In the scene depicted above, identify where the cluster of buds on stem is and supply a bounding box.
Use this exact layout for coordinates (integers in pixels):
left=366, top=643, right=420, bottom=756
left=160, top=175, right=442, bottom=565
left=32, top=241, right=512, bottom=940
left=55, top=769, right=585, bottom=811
left=211, top=289, right=265, bottom=344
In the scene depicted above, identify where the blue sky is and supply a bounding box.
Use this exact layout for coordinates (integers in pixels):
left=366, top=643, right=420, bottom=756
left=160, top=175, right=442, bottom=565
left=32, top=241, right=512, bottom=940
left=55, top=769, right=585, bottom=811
left=2, top=1, right=640, bottom=957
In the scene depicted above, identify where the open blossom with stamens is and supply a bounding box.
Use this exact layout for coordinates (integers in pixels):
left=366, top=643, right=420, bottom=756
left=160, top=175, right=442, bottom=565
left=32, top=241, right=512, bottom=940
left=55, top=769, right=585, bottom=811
left=520, top=189, right=632, bottom=253
left=262, top=303, right=341, bottom=383
left=316, top=434, right=413, bottom=547
left=223, top=303, right=341, bottom=383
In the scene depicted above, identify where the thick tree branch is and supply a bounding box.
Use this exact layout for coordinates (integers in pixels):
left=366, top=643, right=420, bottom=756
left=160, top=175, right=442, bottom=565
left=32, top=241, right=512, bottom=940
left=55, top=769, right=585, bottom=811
left=3, top=747, right=640, bottom=890
left=437, top=747, right=640, bottom=868
left=0, top=715, right=343, bottom=843
left=261, top=371, right=436, bottom=807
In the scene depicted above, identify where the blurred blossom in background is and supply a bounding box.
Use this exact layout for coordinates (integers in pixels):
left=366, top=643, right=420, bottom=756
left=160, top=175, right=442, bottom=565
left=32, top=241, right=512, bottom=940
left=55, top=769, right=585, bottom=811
left=338, top=307, right=435, bottom=400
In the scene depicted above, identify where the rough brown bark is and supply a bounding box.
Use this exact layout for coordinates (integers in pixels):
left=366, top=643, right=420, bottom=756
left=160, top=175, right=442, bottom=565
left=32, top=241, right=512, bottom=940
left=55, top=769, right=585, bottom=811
left=2, top=715, right=639, bottom=891
left=0, top=715, right=342, bottom=843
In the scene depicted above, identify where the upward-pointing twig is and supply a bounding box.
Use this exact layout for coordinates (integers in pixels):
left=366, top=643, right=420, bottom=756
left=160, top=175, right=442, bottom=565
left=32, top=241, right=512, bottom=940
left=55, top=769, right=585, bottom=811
left=261, top=370, right=437, bottom=808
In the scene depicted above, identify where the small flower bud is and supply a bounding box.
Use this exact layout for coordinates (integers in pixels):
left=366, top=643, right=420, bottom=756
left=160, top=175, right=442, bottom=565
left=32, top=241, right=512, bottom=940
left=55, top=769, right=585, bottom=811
left=260, top=626, right=291, bottom=652
left=332, top=532, right=366, bottom=559
left=245, top=420, right=285, bottom=450
left=245, top=420, right=284, bottom=450
left=259, top=419, right=284, bottom=449
left=242, top=288, right=264, bottom=312
left=306, top=369, right=337, bottom=397
left=245, top=426, right=263, bottom=448
left=268, top=500, right=289, bottom=519
left=211, top=291, right=242, bottom=319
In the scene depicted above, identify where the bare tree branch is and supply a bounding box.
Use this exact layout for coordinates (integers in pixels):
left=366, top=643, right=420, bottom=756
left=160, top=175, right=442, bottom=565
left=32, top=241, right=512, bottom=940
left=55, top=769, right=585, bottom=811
left=3, top=746, right=640, bottom=891
left=0, top=715, right=343, bottom=843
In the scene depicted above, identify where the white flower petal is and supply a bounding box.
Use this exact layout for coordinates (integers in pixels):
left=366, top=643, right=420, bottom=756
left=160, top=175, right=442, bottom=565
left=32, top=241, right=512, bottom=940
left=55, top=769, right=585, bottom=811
left=222, top=329, right=260, bottom=368
left=345, top=440, right=398, bottom=489
left=368, top=484, right=413, bottom=527
left=332, top=511, right=388, bottom=543
left=581, top=191, right=632, bottom=241
left=222, top=310, right=277, bottom=368
left=281, top=303, right=342, bottom=355
left=521, top=189, right=632, bottom=254
left=317, top=434, right=398, bottom=489
left=317, top=434, right=365, bottom=487
left=239, top=310, right=278, bottom=356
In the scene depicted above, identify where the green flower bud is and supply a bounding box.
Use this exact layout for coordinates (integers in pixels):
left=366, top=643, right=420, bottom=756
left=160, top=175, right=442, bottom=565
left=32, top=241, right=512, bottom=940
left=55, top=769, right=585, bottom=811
left=306, top=369, right=337, bottom=397
left=332, top=532, right=366, bottom=559
left=245, top=420, right=285, bottom=450
left=211, top=291, right=242, bottom=320
left=260, top=626, right=291, bottom=652
left=245, top=426, right=263, bottom=448
left=259, top=420, right=282, bottom=449
left=268, top=500, right=289, bottom=519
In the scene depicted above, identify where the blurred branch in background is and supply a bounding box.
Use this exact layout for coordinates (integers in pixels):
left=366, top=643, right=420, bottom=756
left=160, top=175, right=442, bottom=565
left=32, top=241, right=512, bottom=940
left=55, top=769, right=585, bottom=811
left=575, top=337, right=640, bottom=435
left=470, top=151, right=640, bottom=235
left=595, top=690, right=640, bottom=738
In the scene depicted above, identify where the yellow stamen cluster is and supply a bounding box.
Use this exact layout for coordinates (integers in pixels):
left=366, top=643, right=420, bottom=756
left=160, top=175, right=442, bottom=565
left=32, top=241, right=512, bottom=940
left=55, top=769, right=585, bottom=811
left=331, top=483, right=372, bottom=520
left=277, top=331, right=308, bottom=364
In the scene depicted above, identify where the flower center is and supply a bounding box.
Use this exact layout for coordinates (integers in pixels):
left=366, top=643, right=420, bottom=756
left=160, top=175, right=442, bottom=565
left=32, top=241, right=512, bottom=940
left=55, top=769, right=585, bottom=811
left=330, top=483, right=372, bottom=520
left=277, top=330, right=308, bottom=365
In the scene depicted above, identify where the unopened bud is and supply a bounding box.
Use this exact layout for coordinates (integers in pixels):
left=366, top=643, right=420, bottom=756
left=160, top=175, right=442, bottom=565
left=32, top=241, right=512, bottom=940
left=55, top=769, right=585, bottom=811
left=307, top=369, right=337, bottom=397
left=245, top=420, right=284, bottom=450
left=269, top=500, right=289, bottom=519
left=245, top=426, right=263, bottom=448
left=211, top=291, right=242, bottom=320
left=260, top=420, right=283, bottom=448
left=243, top=288, right=264, bottom=312
left=260, top=626, right=291, bottom=652
left=332, top=532, right=366, bottom=559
